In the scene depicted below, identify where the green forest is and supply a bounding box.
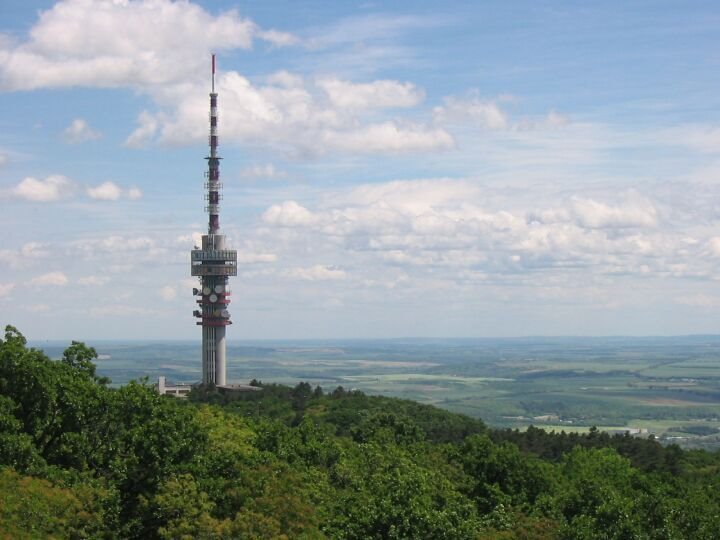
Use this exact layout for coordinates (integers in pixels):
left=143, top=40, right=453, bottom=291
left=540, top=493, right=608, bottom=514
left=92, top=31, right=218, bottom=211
left=1, top=326, right=720, bottom=539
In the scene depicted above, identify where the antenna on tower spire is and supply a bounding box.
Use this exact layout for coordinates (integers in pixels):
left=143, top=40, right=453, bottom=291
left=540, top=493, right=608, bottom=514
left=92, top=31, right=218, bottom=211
left=211, top=53, right=216, bottom=93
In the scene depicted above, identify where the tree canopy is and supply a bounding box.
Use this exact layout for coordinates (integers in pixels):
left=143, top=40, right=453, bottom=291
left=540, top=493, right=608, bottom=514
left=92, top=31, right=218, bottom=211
left=1, top=325, right=719, bottom=538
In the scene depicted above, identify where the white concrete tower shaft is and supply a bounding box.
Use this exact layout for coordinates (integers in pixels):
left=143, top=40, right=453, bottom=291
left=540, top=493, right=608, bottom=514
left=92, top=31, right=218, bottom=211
left=190, top=54, right=237, bottom=386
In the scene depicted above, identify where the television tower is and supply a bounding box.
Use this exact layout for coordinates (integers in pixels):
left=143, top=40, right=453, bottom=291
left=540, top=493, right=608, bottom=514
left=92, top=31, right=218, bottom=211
left=191, top=54, right=237, bottom=386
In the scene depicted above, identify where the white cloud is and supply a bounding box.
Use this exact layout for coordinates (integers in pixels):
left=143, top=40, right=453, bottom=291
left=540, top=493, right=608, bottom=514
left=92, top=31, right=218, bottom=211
left=159, top=285, right=177, bottom=301
left=256, top=28, right=300, bottom=47
left=86, top=181, right=141, bottom=201
left=532, top=194, right=659, bottom=229
left=31, top=271, right=68, bottom=286
left=125, top=111, right=159, bottom=148
left=62, top=118, right=101, bottom=143
left=86, top=181, right=122, bottom=201
left=0, top=283, right=15, bottom=297
left=1, top=4, right=449, bottom=158
left=570, top=195, right=658, bottom=229
left=0, top=154, right=7, bottom=167
left=254, top=178, right=712, bottom=291
left=263, top=201, right=318, bottom=227
left=317, top=78, right=424, bottom=109
left=144, top=71, right=449, bottom=155
left=319, top=122, right=454, bottom=154
left=10, top=175, right=73, bottom=202
left=433, top=95, right=508, bottom=129
left=0, top=0, right=296, bottom=91
left=5, top=175, right=137, bottom=203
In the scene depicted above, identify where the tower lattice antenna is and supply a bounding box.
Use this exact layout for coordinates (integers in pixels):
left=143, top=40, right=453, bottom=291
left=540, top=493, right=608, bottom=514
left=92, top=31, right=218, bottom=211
left=190, top=53, right=237, bottom=387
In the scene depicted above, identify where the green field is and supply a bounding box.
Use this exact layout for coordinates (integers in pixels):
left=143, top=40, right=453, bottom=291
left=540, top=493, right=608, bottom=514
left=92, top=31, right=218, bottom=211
left=36, top=335, right=720, bottom=450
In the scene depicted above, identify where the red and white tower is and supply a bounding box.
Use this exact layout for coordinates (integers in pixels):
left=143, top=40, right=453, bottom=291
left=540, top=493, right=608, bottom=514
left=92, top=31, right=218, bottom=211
left=190, top=54, right=237, bottom=386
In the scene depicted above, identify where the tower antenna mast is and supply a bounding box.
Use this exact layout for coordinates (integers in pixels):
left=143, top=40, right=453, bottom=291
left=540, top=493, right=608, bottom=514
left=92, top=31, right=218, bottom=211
left=190, top=53, right=237, bottom=386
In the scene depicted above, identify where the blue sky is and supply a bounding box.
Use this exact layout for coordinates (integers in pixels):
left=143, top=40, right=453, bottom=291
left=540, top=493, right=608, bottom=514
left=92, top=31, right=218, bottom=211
left=2, top=0, right=720, bottom=339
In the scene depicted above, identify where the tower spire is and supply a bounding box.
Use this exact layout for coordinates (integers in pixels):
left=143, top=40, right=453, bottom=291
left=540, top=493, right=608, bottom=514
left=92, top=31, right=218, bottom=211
left=190, top=54, right=237, bottom=387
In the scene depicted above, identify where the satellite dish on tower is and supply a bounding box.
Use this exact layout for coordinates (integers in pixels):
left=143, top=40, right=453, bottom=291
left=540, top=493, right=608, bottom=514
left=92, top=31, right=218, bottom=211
left=214, top=284, right=224, bottom=293
left=203, top=286, right=211, bottom=295
left=209, top=293, right=218, bottom=303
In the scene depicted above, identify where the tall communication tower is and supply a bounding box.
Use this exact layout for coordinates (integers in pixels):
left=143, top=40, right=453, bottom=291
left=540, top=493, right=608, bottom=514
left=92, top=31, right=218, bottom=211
left=191, top=54, right=237, bottom=386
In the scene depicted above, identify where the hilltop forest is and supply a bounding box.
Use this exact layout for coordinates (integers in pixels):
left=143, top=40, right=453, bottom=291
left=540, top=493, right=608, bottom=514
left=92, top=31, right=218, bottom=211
left=1, top=325, right=720, bottom=539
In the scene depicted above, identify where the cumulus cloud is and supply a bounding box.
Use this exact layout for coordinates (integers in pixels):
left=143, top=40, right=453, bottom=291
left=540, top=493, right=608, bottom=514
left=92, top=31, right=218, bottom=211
left=86, top=181, right=122, bottom=201
left=0, top=0, right=296, bottom=91
left=125, top=111, right=159, bottom=148
left=132, top=71, right=451, bottom=155
left=255, top=178, right=709, bottom=288
left=263, top=201, right=319, bottom=227
left=31, top=271, right=68, bottom=286
left=530, top=193, right=658, bottom=229
left=570, top=195, right=658, bottom=229
left=433, top=94, right=571, bottom=134
left=10, top=175, right=73, bottom=202
left=62, top=118, right=101, bottom=143
left=317, top=78, right=424, bottom=109
left=433, top=95, right=508, bottom=129
left=1, top=2, right=453, bottom=157
left=319, top=122, right=454, bottom=154
left=6, top=175, right=139, bottom=203
left=86, top=181, right=142, bottom=201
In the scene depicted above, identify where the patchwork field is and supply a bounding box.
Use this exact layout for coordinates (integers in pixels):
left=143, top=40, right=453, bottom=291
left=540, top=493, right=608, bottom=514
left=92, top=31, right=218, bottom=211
left=35, top=336, right=720, bottom=449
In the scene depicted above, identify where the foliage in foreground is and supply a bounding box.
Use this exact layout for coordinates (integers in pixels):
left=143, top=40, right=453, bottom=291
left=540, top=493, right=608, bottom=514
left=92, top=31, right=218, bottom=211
left=1, top=325, right=719, bottom=539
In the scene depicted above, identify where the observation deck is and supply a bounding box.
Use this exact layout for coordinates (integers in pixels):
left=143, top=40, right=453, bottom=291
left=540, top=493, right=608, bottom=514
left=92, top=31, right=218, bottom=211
left=191, top=249, right=237, bottom=276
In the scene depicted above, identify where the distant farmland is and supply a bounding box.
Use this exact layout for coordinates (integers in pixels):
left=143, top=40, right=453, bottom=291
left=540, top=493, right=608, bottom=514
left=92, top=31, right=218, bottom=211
left=36, top=335, right=720, bottom=450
